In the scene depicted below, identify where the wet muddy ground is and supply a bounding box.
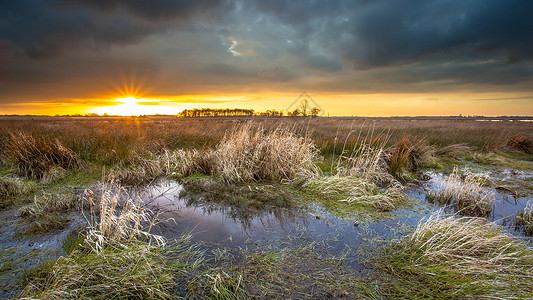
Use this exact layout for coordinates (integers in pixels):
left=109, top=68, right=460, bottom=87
left=1, top=166, right=532, bottom=298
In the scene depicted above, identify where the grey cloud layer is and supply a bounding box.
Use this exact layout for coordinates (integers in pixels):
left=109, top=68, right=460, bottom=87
left=1, top=0, right=532, bottom=101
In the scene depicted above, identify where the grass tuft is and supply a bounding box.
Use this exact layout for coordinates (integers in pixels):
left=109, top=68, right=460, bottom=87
left=305, top=175, right=405, bottom=215
left=375, top=213, right=533, bottom=298
left=23, top=242, right=176, bottom=299
left=435, top=143, right=473, bottom=160
left=384, top=135, right=435, bottom=181
left=82, top=183, right=165, bottom=251
left=426, top=167, right=495, bottom=217
left=0, top=176, right=33, bottom=208
left=507, top=133, right=533, bottom=154
left=213, top=124, right=318, bottom=182
left=18, top=192, right=79, bottom=235
left=21, top=183, right=201, bottom=299
left=516, top=200, right=533, bottom=235
left=5, top=132, right=82, bottom=179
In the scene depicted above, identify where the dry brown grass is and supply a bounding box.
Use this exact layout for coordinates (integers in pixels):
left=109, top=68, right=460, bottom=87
left=4, top=132, right=82, bottom=179
left=507, top=133, right=533, bottom=154
left=384, top=135, right=435, bottom=180
left=213, top=123, right=319, bottom=182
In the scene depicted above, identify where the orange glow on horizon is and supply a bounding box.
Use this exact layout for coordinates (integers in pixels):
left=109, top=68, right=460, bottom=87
left=1, top=91, right=531, bottom=117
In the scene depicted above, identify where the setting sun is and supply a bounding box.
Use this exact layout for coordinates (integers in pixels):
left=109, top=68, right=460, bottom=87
left=90, top=97, right=179, bottom=116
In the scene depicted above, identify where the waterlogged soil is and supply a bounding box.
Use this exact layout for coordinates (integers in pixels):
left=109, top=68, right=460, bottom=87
left=1, top=165, right=532, bottom=298
left=142, top=180, right=436, bottom=249
left=0, top=208, right=86, bottom=298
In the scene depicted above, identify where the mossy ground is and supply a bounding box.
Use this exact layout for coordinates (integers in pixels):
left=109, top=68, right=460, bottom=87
left=180, top=174, right=411, bottom=223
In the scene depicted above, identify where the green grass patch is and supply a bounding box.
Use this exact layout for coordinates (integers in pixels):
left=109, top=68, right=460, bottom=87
left=188, top=242, right=379, bottom=299
left=23, top=241, right=186, bottom=299
left=303, top=175, right=406, bottom=220
left=373, top=214, right=533, bottom=299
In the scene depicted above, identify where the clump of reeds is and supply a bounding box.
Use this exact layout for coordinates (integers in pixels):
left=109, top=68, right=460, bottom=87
left=516, top=200, right=533, bottom=235
left=384, top=135, right=435, bottom=180
left=108, top=149, right=215, bottom=186
left=0, top=176, right=24, bottom=199
left=20, top=192, right=78, bottom=217
left=305, top=175, right=404, bottom=212
left=4, top=132, right=82, bottom=179
left=426, top=167, right=495, bottom=217
left=82, top=183, right=165, bottom=251
left=327, top=125, right=398, bottom=187
left=213, top=124, right=318, bottom=182
left=0, top=176, right=36, bottom=209
left=507, top=133, right=533, bottom=154
left=378, top=213, right=533, bottom=298
left=40, top=166, right=68, bottom=184
left=469, top=152, right=505, bottom=165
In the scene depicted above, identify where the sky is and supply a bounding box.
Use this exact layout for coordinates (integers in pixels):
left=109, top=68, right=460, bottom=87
left=1, top=0, right=533, bottom=116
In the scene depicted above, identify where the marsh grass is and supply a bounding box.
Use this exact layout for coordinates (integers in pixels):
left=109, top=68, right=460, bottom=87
left=385, top=135, right=435, bottom=181
left=507, top=133, right=533, bottom=154
left=18, top=192, right=79, bottom=235
left=516, top=200, right=533, bottom=235
left=305, top=175, right=405, bottom=218
left=0, top=176, right=34, bottom=208
left=108, top=148, right=217, bottom=186
left=0, top=177, right=24, bottom=199
left=23, top=242, right=178, bottom=299
left=161, top=148, right=215, bottom=179
left=426, top=167, right=495, bottom=217
left=189, top=242, right=374, bottom=299
left=4, top=132, right=82, bottom=179
left=82, top=183, right=165, bottom=251
left=328, top=124, right=390, bottom=182
left=435, top=143, right=473, bottom=160
left=21, top=183, right=206, bottom=299
left=107, top=153, right=164, bottom=186
left=182, top=177, right=296, bottom=212
left=375, top=213, right=533, bottom=298
left=214, top=123, right=318, bottom=182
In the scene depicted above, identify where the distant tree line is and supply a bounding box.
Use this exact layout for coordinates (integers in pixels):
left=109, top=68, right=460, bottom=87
left=178, top=108, right=255, bottom=117
left=178, top=106, right=321, bottom=118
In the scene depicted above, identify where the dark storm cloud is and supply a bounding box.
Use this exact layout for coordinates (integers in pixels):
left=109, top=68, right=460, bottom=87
left=0, top=0, right=225, bottom=59
left=249, top=0, right=533, bottom=68
left=58, top=0, right=226, bottom=22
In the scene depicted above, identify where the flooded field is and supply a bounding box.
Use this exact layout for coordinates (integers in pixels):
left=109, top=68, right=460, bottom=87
left=1, top=117, right=533, bottom=298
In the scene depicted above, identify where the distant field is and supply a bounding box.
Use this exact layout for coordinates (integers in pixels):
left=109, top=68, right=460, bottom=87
left=1, top=116, right=532, bottom=164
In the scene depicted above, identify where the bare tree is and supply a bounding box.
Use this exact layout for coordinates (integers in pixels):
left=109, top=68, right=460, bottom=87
left=299, top=98, right=309, bottom=117
left=310, top=107, right=320, bottom=117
